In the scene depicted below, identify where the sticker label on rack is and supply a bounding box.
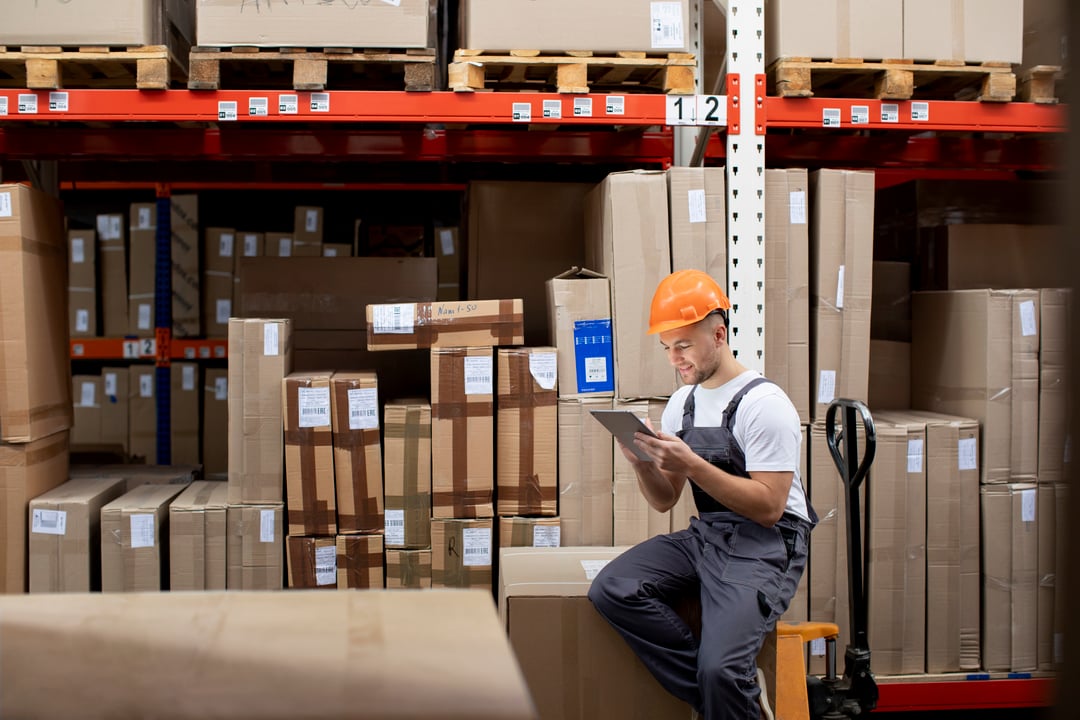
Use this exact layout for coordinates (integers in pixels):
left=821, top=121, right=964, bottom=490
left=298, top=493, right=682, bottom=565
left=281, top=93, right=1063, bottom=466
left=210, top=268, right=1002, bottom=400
left=315, top=545, right=337, bottom=585
left=907, top=438, right=924, bottom=473
left=76, top=309, right=89, bottom=333
left=217, top=101, right=238, bottom=121
left=822, top=107, right=841, bottom=127
left=817, top=370, right=836, bottom=405
left=49, top=92, right=68, bottom=112
left=881, top=104, right=899, bottom=123
left=243, top=234, right=259, bottom=256
left=835, top=265, right=845, bottom=309
left=1019, top=300, right=1037, bottom=336
left=606, top=96, right=625, bottom=115
left=348, top=387, right=379, bottom=430
left=529, top=351, right=557, bottom=390
left=259, top=509, right=275, bottom=542
left=464, top=356, right=494, bottom=396
left=182, top=365, right=196, bottom=391
left=533, top=525, right=561, bottom=548
left=215, top=376, right=228, bottom=401
left=688, top=189, right=707, bottom=223
left=137, top=303, right=152, bottom=330
left=18, top=94, right=37, bottom=114
left=696, top=95, right=725, bottom=126
left=104, top=373, right=118, bottom=398
left=298, top=386, right=331, bottom=428
left=310, top=93, right=330, bottom=112
left=911, top=102, right=929, bottom=122
left=958, top=437, right=977, bottom=471
left=32, top=509, right=67, bottom=536
left=542, top=99, right=562, bottom=119
left=851, top=106, right=869, bottom=125
left=462, top=527, right=492, bottom=567
left=666, top=95, right=695, bottom=125
left=512, top=102, right=532, bottom=122
left=1021, top=489, right=1036, bottom=522
left=650, top=1, right=685, bottom=49
left=373, top=304, right=415, bottom=334
left=790, top=190, right=807, bottom=224
left=0, top=97, right=7, bottom=116
left=385, top=509, right=405, bottom=546
left=130, top=514, right=155, bottom=549
left=249, top=97, right=269, bottom=117
left=138, top=207, right=152, bottom=229
left=279, top=94, right=299, bottom=114
left=573, top=97, right=593, bottom=117
left=80, top=381, right=96, bottom=408
left=219, top=232, right=235, bottom=257
left=139, top=374, right=154, bottom=398
left=0, top=192, right=10, bottom=218
left=580, top=559, right=610, bottom=580
left=264, top=323, right=279, bottom=356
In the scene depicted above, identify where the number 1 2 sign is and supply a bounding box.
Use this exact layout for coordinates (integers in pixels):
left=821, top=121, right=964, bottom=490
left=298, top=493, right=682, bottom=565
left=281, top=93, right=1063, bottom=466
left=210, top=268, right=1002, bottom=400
left=665, top=95, right=726, bottom=127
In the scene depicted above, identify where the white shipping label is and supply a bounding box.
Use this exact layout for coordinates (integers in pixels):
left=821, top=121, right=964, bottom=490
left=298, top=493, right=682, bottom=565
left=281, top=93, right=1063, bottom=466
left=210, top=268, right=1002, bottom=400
left=835, top=265, right=845, bottom=309
left=385, top=509, right=405, bottom=546
left=264, top=323, right=279, bottom=356
left=75, top=309, right=89, bottom=333
left=907, top=438, right=924, bottom=473
left=580, top=559, right=610, bottom=580
left=439, top=229, right=455, bottom=256
left=139, top=374, right=154, bottom=398
left=305, top=210, right=319, bottom=233
left=31, top=509, right=67, bottom=536
left=130, top=514, right=155, bottom=549
left=138, top=207, right=152, bottom=230
left=137, top=304, right=152, bottom=330
left=297, top=386, right=331, bottom=428
left=1019, top=300, right=1037, bottom=337
left=259, top=509, right=276, bottom=542
left=279, top=237, right=292, bottom=257
left=182, top=365, right=196, bottom=391
left=533, top=525, right=561, bottom=548
left=0, top=192, right=10, bottom=218
left=958, top=437, right=978, bottom=471
left=216, top=299, right=232, bottom=325
left=372, top=304, right=415, bottom=334
left=348, top=387, right=379, bottom=430
left=585, top=356, right=609, bottom=384
left=219, top=233, right=235, bottom=257
left=464, top=356, right=494, bottom=396
left=243, top=234, right=259, bottom=256
left=688, top=189, right=707, bottom=223
left=650, top=1, right=685, bottom=48
left=811, top=638, right=826, bottom=657
left=462, top=527, right=492, bottom=567
left=80, top=381, right=96, bottom=408
left=214, top=377, right=228, bottom=401
left=817, top=370, right=836, bottom=405
left=315, top=545, right=337, bottom=586
left=71, top=237, right=85, bottom=263
left=323, top=248, right=337, bottom=257
left=96, top=215, right=120, bottom=240
left=104, top=373, right=118, bottom=398
left=529, top=352, right=558, bottom=390
left=1021, top=489, right=1036, bottom=522
left=789, top=190, right=807, bottom=224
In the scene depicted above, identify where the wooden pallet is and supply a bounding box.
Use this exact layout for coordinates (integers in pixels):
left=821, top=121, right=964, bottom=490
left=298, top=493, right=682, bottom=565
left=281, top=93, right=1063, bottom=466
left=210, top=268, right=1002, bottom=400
left=0, top=45, right=175, bottom=90
left=448, top=49, right=696, bottom=94
left=769, top=58, right=1016, bottom=102
left=188, top=47, right=436, bottom=92
left=1019, top=65, right=1065, bottom=104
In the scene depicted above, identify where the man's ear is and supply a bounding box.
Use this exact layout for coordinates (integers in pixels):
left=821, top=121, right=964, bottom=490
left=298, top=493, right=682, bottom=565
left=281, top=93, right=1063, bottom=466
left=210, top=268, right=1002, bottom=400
left=715, top=320, right=727, bottom=346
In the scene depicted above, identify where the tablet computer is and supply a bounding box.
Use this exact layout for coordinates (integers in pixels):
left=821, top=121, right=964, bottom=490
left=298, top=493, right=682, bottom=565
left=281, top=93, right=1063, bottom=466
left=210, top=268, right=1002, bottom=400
left=590, top=410, right=658, bottom=462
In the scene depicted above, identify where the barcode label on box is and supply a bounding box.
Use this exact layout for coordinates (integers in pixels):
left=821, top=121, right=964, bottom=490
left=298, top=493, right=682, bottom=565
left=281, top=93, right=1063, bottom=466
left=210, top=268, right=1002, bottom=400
left=71, top=237, right=85, bottom=263
left=264, top=323, right=279, bottom=356
left=462, top=527, right=492, bottom=567
left=789, top=190, right=806, bottom=224
left=1019, top=300, right=1037, bottom=336
left=385, top=509, right=405, bottom=546
left=104, top=373, right=118, bottom=398
left=464, top=356, right=494, bottom=395
left=75, top=309, right=89, bottom=333
left=529, top=352, right=557, bottom=390
left=580, top=559, right=609, bottom=580
left=373, top=304, right=415, bottom=334
left=138, top=303, right=152, bottom=330
left=220, top=233, right=235, bottom=257
left=907, top=438, right=923, bottom=473
left=181, top=365, right=196, bottom=391
left=130, top=514, right=155, bottom=549
left=323, top=247, right=337, bottom=257
left=139, top=374, right=154, bottom=398
left=243, top=234, right=259, bottom=256
left=688, top=189, right=707, bottom=223
left=32, top=509, right=67, bottom=536
left=278, top=237, right=292, bottom=256
left=298, top=386, right=331, bottom=428
left=0, top=192, right=10, bottom=218
left=650, top=1, right=684, bottom=48
left=80, top=381, right=96, bottom=407
left=439, top=229, right=455, bottom=256
left=97, top=215, right=121, bottom=240
left=533, top=525, right=561, bottom=548
left=260, top=510, right=275, bottom=542
left=305, top=210, right=319, bottom=233
left=585, top=356, right=608, bottom=384
left=279, top=94, right=299, bottom=114
left=811, top=638, right=826, bottom=657
left=315, top=545, right=337, bottom=585
left=348, top=387, right=379, bottom=430
left=1021, top=489, right=1036, bottom=522
left=958, top=437, right=977, bottom=471
left=249, top=97, right=268, bottom=117
left=215, top=376, right=228, bottom=401
left=216, top=299, right=231, bottom=325
left=138, top=207, right=152, bottom=229
left=817, top=370, right=836, bottom=405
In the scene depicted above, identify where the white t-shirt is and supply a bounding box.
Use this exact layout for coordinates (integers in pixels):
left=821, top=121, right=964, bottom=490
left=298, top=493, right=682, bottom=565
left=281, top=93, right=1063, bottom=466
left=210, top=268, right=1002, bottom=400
left=661, top=370, right=810, bottom=522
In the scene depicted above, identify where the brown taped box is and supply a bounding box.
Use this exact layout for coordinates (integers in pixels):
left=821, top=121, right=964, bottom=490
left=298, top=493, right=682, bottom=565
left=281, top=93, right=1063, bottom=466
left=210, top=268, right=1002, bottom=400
left=226, top=503, right=283, bottom=590
left=68, top=229, right=97, bottom=337
left=431, top=518, right=492, bottom=590
left=915, top=225, right=1065, bottom=292
left=170, top=195, right=201, bottom=338
left=434, top=226, right=461, bottom=301
left=0, top=0, right=194, bottom=46
left=286, top=535, right=337, bottom=589
left=1037, top=484, right=1056, bottom=670
left=667, top=167, right=727, bottom=285
left=981, top=483, right=1039, bottom=672
left=432, top=347, right=493, bottom=519
left=498, top=516, right=561, bottom=549
left=546, top=268, right=614, bottom=399
left=366, top=298, right=523, bottom=352
left=101, top=368, right=129, bottom=454
left=96, top=214, right=128, bottom=336
left=499, top=547, right=692, bottom=720
left=904, top=0, right=1022, bottom=64
left=330, top=372, right=383, bottom=534
left=283, top=372, right=337, bottom=537
left=1038, top=289, right=1070, bottom=485
left=128, top=366, right=157, bottom=464
left=385, top=548, right=431, bottom=589
left=497, top=348, right=557, bottom=517
left=29, top=476, right=125, bottom=593
left=264, top=233, right=293, bottom=258
left=101, top=483, right=187, bottom=592
left=72, top=376, right=103, bottom=446
left=202, top=368, right=228, bottom=476
left=868, top=340, right=910, bottom=411
left=764, top=169, right=810, bottom=423
left=766, top=0, right=902, bottom=64
left=336, top=533, right=384, bottom=589
left=557, top=397, right=614, bottom=547
left=170, top=363, right=200, bottom=466
left=613, top=398, right=669, bottom=546
left=584, top=171, right=675, bottom=401
left=871, top=261, right=911, bottom=342
left=228, top=318, right=293, bottom=504
left=169, top=481, right=228, bottom=591
left=383, top=400, right=432, bottom=549
left=128, top=203, right=157, bottom=338
left=0, top=185, right=73, bottom=443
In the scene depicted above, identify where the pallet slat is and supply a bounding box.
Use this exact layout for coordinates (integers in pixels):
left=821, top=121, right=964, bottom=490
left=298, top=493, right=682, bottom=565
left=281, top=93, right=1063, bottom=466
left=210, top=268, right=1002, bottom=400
left=0, top=45, right=171, bottom=90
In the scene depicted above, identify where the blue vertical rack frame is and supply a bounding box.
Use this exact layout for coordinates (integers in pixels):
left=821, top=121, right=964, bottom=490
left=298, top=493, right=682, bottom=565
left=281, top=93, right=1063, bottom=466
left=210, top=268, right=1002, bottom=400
left=155, top=190, right=172, bottom=465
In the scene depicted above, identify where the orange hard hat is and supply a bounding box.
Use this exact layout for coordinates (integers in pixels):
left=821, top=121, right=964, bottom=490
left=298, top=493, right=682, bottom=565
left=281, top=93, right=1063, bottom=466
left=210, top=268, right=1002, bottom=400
left=647, top=269, right=732, bottom=335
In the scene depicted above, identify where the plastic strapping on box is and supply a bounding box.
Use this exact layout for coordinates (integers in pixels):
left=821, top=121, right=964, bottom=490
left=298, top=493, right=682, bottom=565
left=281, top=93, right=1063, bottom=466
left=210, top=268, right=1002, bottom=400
left=432, top=349, right=493, bottom=516
left=497, top=349, right=557, bottom=514
left=383, top=404, right=431, bottom=548
left=284, top=379, right=336, bottom=536
left=332, top=380, right=382, bottom=532
left=369, top=298, right=523, bottom=349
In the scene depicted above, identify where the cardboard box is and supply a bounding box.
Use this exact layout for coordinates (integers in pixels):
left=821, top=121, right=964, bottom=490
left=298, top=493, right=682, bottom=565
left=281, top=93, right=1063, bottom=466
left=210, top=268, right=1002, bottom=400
left=499, top=547, right=692, bottom=720
left=585, top=171, right=675, bottom=401
left=766, top=0, right=903, bottom=63
left=367, top=298, right=524, bottom=352
left=97, top=213, right=128, bottom=336
left=322, top=243, right=351, bottom=258
left=197, top=0, right=435, bottom=48
left=71, top=464, right=196, bottom=494
left=667, top=167, right=727, bottom=286
left=128, top=203, right=157, bottom=338
left=904, top=0, right=1023, bottom=64
left=286, top=535, right=338, bottom=589
left=336, top=533, right=384, bottom=589
left=330, top=372, right=383, bottom=534
left=613, top=399, right=669, bottom=545
left=202, top=368, right=228, bottom=476
left=101, top=483, right=186, bottom=592
left=1023, top=0, right=1067, bottom=70
left=169, top=481, right=228, bottom=591
left=912, top=289, right=1039, bottom=483
left=264, top=233, right=293, bottom=258
left=431, top=518, right=493, bottom=590
left=293, top=206, right=323, bottom=245
left=128, top=366, right=157, bottom=464
left=432, top=348, right=494, bottom=519
left=0, top=0, right=193, bottom=46
left=498, top=517, right=561, bottom=549
left=981, top=483, right=1039, bottom=671
left=226, top=503, right=283, bottom=590
left=462, top=0, right=692, bottom=53
left=1037, top=484, right=1056, bottom=670
left=809, top=170, right=874, bottom=422
left=385, top=548, right=431, bottom=589
left=1038, top=289, right=1069, bottom=484
left=915, top=225, right=1065, bottom=293
left=28, top=476, right=126, bottom=593
left=101, top=368, right=129, bottom=453
left=868, top=340, right=911, bottom=411
left=764, top=169, right=811, bottom=423
left=68, top=229, right=97, bottom=337
left=170, top=195, right=201, bottom=337
left=383, top=400, right=432, bottom=549
left=228, top=318, right=293, bottom=504
left=546, top=268, right=614, bottom=399
left=72, top=376, right=103, bottom=446
left=557, top=398, right=614, bottom=546
left=283, top=372, right=337, bottom=537
left=0, top=185, right=72, bottom=443
left=497, top=348, right=557, bottom=517
left=871, top=261, right=911, bottom=342
left=170, top=363, right=200, bottom=466
left=435, top=226, right=461, bottom=301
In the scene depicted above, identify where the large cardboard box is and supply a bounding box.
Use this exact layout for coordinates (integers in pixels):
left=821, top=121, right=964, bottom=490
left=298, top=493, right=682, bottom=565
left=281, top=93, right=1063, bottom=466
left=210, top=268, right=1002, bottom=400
left=286, top=536, right=337, bottom=590
left=197, top=0, right=436, bottom=48
left=330, top=372, right=383, bottom=535
left=264, top=233, right=293, bottom=258
left=1038, top=484, right=1056, bottom=670
left=546, top=268, right=614, bottom=399
left=915, top=225, right=1065, bottom=293
left=101, top=368, right=129, bottom=453
left=981, top=483, right=1039, bottom=672
left=764, top=169, right=810, bottom=423
left=1038, top=289, right=1069, bottom=484
left=385, top=548, right=432, bottom=589
left=170, top=195, right=201, bottom=337
left=613, top=399, right=669, bottom=545
left=868, top=340, right=910, bottom=411
left=293, top=206, right=324, bottom=257
left=101, top=483, right=186, bottom=592
left=129, top=366, right=157, bottom=464
left=170, top=363, right=200, bottom=466
left=128, top=203, right=157, bottom=338
left=497, top=348, right=558, bottom=517
left=202, top=368, right=228, bottom=476
left=228, top=318, right=293, bottom=504
left=431, top=518, right=493, bottom=590
left=667, top=167, right=727, bottom=284
left=336, top=533, right=384, bottom=589
left=28, top=476, right=125, bottom=593
left=169, top=481, right=228, bottom=591
left=1023, top=0, right=1067, bottom=70
left=97, top=213, right=128, bottom=336
left=0, top=185, right=73, bottom=443
left=68, top=229, right=97, bottom=337
left=498, top=517, right=561, bottom=549
left=766, top=0, right=903, bottom=63
left=226, top=503, right=283, bottom=590
left=499, top=547, right=692, bottom=720
left=72, top=376, right=103, bottom=446
left=383, top=400, right=431, bottom=549
left=366, top=298, right=524, bottom=352
left=283, top=372, right=337, bottom=537
left=435, top=226, right=461, bottom=301
left=431, top=347, right=494, bottom=519
left=558, top=398, right=614, bottom=546
left=462, top=0, right=692, bottom=53
left=871, top=261, right=911, bottom=342
left=0, top=0, right=194, bottom=46
left=809, top=170, right=874, bottom=422
left=904, top=0, right=1023, bottom=64
left=585, top=171, right=675, bottom=401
